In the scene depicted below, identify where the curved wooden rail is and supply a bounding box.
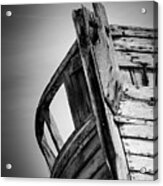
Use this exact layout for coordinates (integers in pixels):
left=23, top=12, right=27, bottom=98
left=35, top=41, right=78, bottom=172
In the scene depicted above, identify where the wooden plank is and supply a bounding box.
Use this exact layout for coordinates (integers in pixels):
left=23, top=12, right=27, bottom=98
left=123, top=85, right=155, bottom=101
left=41, top=135, right=56, bottom=172
left=113, top=37, right=157, bottom=53
left=42, top=110, right=63, bottom=151
left=104, top=110, right=131, bottom=180
left=118, top=99, right=157, bottom=120
left=92, top=164, right=112, bottom=180
left=114, top=115, right=158, bottom=125
left=110, top=24, right=157, bottom=39
left=120, top=123, right=157, bottom=140
left=127, top=154, right=158, bottom=174
left=76, top=149, right=105, bottom=179
left=122, top=138, right=158, bottom=157
left=51, top=117, right=96, bottom=177
left=61, top=134, right=101, bottom=178
left=92, top=3, right=122, bottom=113
left=130, top=172, right=156, bottom=181
left=120, top=70, right=133, bottom=85
left=115, top=51, right=157, bottom=68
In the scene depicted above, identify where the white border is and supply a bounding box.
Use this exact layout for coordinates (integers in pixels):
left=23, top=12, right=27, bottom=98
left=0, top=0, right=162, bottom=186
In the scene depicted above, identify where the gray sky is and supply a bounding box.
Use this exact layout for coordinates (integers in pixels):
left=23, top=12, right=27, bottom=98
left=1, top=1, right=154, bottom=178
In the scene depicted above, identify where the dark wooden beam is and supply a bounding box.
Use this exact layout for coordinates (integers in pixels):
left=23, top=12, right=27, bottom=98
left=73, top=3, right=129, bottom=180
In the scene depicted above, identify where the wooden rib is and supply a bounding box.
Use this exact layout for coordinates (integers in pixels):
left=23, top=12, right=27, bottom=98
left=92, top=164, right=112, bottom=180
left=126, top=154, right=158, bottom=174
left=51, top=118, right=96, bottom=177
left=38, top=41, right=78, bottom=108
left=61, top=134, right=101, bottom=178
left=41, top=135, right=56, bottom=172
left=76, top=149, right=105, bottom=179
left=122, top=138, right=158, bottom=157
left=42, top=110, right=63, bottom=152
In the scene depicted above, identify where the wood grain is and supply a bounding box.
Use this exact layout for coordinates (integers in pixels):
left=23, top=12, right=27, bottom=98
left=127, top=154, right=158, bottom=174
left=123, top=138, right=158, bottom=157
left=120, top=124, right=157, bottom=140
left=118, top=99, right=157, bottom=120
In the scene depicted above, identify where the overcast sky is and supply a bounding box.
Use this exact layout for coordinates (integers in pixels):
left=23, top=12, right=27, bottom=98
left=1, top=1, right=155, bottom=178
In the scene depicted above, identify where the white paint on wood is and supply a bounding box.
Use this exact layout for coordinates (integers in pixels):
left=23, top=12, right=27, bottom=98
left=120, top=124, right=157, bottom=140
left=130, top=172, right=155, bottom=181
left=127, top=154, right=158, bottom=174
left=118, top=99, right=156, bottom=120
left=123, top=85, right=155, bottom=101
left=123, top=138, right=157, bottom=157
left=115, top=51, right=157, bottom=68
left=114, top=115, right=158, bottom=126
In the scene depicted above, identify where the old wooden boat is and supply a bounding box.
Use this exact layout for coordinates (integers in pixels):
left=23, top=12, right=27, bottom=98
left=35, top=3, right=158, bottom=180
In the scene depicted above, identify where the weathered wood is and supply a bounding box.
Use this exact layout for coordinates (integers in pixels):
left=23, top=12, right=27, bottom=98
left=61, top=134, right=101, bottom=178
left=64, top=51, right=93, bottom=130
left=51, top=117, right=97, bottom=177
left=92, top=3, right=129, bottom=179
left=38, top=41, right=78, bottom=108
left=148, top=72, right=155, bottom=87
left=118, top=99, right=157, bottom=120
left=114, top=115, right=158, bottom=125
left=113, top=37, right=157, bottom=53
left=73, top=5, right=115, bottom=179
left=35, top=2, right=158, bottom=180
left=123, top=138, right=158, bottom=157
left=105, top=109, right=130, bottom=180
left=123, top=85, right=155, bottom=101
left=105, top=51, right=157, bottom=70
left=92, top=3, right=122, bottom=113
left=120, top=123, right=157, bottom=140
left=92, top=163, right=112, bottom=179
left=73, top=3, right=129, bottom=180
left=41, top=135, right=56, bottom=172
left=76, top=149, right=105, bottom=179
left=68, top=63, right=92, bottom=129
left=115, top=52, right=157, bottom=68
left=126, top=154, right=158, bottom=174
left=43, top=110, right=63, bottom=151
left=130, top=172, right=156, bottom=181
left=110, top=24, right=158, bottom=39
